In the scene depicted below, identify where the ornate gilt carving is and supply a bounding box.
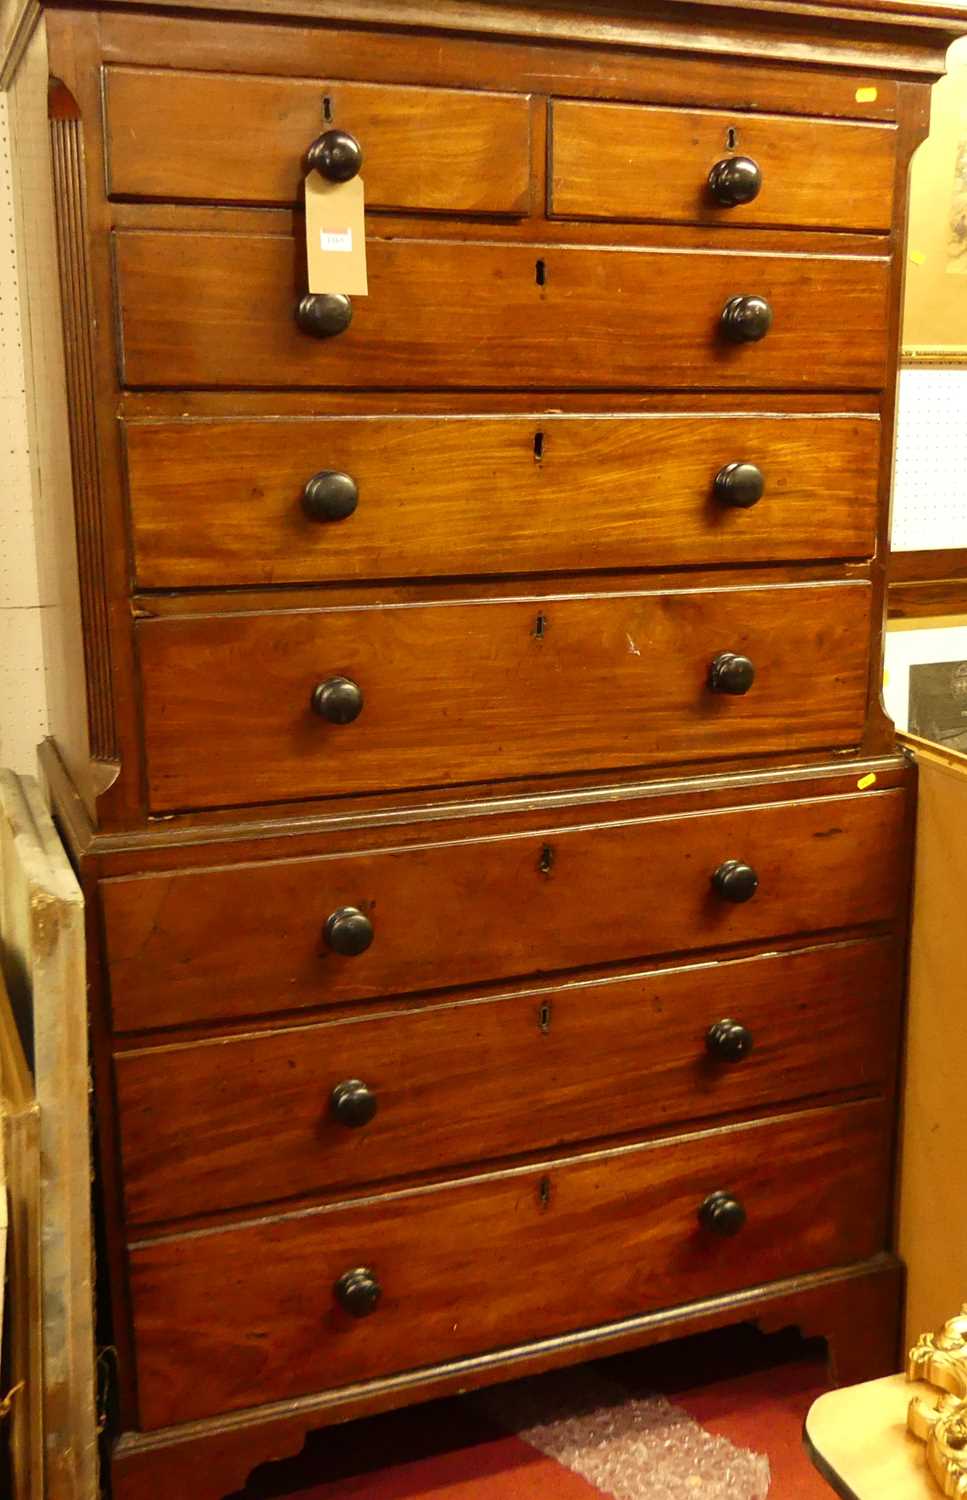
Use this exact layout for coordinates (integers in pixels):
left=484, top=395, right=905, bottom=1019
left=908, top=1309, right=967, bottom=1495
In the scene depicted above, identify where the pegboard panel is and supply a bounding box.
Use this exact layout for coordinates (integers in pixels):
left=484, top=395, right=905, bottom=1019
left=0, top=91, right=48, bottom=775
left=892, top=367, right=967, bottom=550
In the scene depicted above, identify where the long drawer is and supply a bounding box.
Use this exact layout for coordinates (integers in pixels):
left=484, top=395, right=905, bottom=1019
left=101, top=786, right=907, bottom=1031
left=124, top=414, right=881, bottom=588
left=104, top=70, right=533, bottom=214
left=137, top=581, right=871, bottom=811
left=549, top=100, right=895, bottom=230
left=127, top=1099, right=892, bottom=1428
left=115, top=937, right=898, bottom=1225
left=114, top=233, right=891, bottom=390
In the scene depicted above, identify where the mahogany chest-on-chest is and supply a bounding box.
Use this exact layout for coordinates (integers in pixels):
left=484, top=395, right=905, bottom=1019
left=2, top=0, right=960, bottom=1493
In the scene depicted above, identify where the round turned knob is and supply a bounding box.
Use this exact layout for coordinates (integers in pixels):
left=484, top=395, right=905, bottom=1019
left=334, top=1266, right=381, bottom=1317
left=711, top=860, right=759, bottom=904
left=708, top=155, right=762, bottom=206
left=714, top=462, right=764, bottom=509
left=709, top=652, right=756, bottom=695
left=706, top=1018, right=754, bottom=1062
left=303, top=470, right=359, bottom=522
left=306, top=128, right=363, bottom=183
left=296, top=292, right=353, bottom=339
left=698, top=1191, right=747, bottom=1237
left=720, top=294, right=773, bottom=343
left=311, top=676, right=363, bottom=724
left=324, top=906, right=374, bottom=957
left=330, top=1078, right=378, bottom=1127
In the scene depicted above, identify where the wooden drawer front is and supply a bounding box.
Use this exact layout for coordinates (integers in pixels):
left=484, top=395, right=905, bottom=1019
left=116, top=938, right=897, bottom=1226
left=115, top=233, right=890, bottom=391
left=104, top=69, right=532, bottom=215
left=550, top=101, right=895, bottom=231
left=129, top=1099, right=891, bottom=1427
left=125, top=414, right=880, bottom=588
left=102, top=787, right=906, bottom=1032
left=138, top=582, right=871, bottom=812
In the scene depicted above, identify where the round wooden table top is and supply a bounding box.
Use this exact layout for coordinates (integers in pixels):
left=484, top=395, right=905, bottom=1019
left=805, top=1374, right=941, bottom=1499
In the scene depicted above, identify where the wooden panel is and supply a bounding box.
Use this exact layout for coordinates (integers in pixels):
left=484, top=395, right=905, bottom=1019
left=550, top=101, right=895, bottom=231
left=889, top=548, right=967, bottom=583
left=0, top=770, right=97, bottom=1499
left=102, top=786, right=907, bottom=1031
left=104, top=69, right=532, bottom=215
left=128, top=1099, right=892, bottom=1427
left=125, top=414, right=882, bottom=588
left=116, top=937, right=898, bottom=1225
left=898, top=738, right=967, bottom=1350
left=136, top=582, right=872, bottom=810
left=114, top=233, right=892, bottom=391
left=94, top=14, right=902, bottom=124
left=888, top=583, right=967, bottom=620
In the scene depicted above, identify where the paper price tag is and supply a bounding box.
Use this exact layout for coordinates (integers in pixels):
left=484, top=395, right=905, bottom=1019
left=306, top=171, right=368, bottom=296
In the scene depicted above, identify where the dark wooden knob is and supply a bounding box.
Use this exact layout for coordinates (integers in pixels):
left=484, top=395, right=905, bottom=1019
left=711, top=860, right=759, bottom=904
left=296, top=293, right=353, bottom=339
left=706, top=1019, right=754, bottom=1062
left=324, top=906, right=374, bottom=956
left=698, top=1191, right=747, bottom=1237
left=709, top=652, right=755, bottom=695
left=720, top=294, right=772, bottom=343
left=306, top=128, right=363, bottom=183
left=714, top=462, right=764, bottom=509
left=330, top=1078, right=378, bottom=1127
left=708, top=155, right=762, bottom=206
left=311, top=677, right=363, bottom=723
left=303, top=470, right=358, bottom=522
left=334, top=1266, right=381, bottom=1317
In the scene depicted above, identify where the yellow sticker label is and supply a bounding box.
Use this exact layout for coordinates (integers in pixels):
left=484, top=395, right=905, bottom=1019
left=910, top=250, right=926, bottom=266
left=305, top=171, right=368, bottom=296
left=857, top=773, right=877, bottom=790
left=855, top=86, right=878, bottom=103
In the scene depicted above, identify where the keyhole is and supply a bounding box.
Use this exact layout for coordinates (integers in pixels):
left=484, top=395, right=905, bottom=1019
left=726, top=126, right=737, bottom=150
left=538, top=1176, right=552, bottom=1210
left=323, top=95, right=334, bottom=123
left=538, top=843, right=555, bottom=875
left=535, top=258, right=547, bottom=286
left=538, top=1000, right=552, bottom=1033
left=533, top=430, right=545, bottom=462
left=533, top=612, right=548, bottom=640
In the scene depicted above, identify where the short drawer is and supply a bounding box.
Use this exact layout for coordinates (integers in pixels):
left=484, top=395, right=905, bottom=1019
left=104, top=69, right=532, bottom=215
left=114, top=233, right=890, bottom=390
left=128, top=1098, right=891, bottom=1427
left=136, top=581, right=871, bottom=811
left=102, top=786, right=907, bottom=1031
left=549, top=100, right=895, bottom=231
left=124, top=414, right=881, bottom=588
left=115, top=937, right=898, bottom=1225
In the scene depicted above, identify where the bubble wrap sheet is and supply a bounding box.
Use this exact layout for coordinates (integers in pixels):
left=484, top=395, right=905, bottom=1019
left=482, top=1368, right=771, bottom=1500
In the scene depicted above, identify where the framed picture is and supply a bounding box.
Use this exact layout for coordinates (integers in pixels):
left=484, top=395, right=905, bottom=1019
left=903, top=37, right=967, bottom=361
left=884, top=619, right=967, bottom=736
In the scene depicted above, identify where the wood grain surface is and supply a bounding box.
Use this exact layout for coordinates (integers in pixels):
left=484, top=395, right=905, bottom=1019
left=549, top=100, right=895, bottom=230
left=101, top=786, right=907, bottom=1030
left=115, top=936, right=898, bottom=1225
left=125, top=413, right=881, bottom=587
left=136, top=582, right=872, bottom=810
left=127, top=1098, right=892, bottom=1428
left=114, top=232, right=892, bottom=390
left=104, top=69, right=533, bottom=213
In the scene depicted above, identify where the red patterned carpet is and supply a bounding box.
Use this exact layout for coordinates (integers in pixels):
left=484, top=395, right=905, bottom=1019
left=241, top=1327, right=834, bottom=1499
